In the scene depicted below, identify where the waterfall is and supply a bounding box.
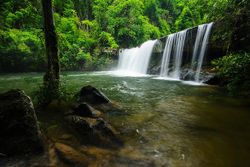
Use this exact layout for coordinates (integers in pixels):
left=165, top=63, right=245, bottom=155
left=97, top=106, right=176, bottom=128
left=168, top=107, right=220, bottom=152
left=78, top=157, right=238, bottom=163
left=160, top=34, right=175, bottom=77
left=160, top=30, right=187, bottom=79
left=172, top=30, right=188, bottom=79
left=159, top=22, right=213, bottom=82
left=193, top=23, right=213, bottom=82
left=114, top=22, right=213, bottom=83
left=191, top=25, right=207, bottom=67
left=116, top=40, right=157, bottom=75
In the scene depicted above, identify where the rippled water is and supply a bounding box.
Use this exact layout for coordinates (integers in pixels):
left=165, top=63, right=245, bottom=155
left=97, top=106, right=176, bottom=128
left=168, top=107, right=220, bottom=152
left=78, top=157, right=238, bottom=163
left=1, top=72, right=250, bottom=167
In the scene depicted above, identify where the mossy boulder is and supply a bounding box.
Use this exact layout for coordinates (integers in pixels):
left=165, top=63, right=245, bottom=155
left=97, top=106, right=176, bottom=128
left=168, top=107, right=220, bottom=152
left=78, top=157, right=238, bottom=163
left=0, top=89, right=43, bottom=155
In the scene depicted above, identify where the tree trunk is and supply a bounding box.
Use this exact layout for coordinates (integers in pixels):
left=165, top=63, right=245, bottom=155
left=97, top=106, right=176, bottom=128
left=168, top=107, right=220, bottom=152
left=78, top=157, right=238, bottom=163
left=41, top=0, right=60, bottom=102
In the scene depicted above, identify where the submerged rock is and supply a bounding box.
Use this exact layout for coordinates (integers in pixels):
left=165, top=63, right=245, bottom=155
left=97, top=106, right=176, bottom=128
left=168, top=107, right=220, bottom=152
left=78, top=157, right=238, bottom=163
left=109, top=156, right=156, bottom=167
left=79, top=146, right=156, bottom=167
left=0, top=89, right=43, bottom=155
left=54, top=142, right=156, bottom=167
left=54, top=143, right=89, bottom=166
left=66, top=116, right=122, bottom=148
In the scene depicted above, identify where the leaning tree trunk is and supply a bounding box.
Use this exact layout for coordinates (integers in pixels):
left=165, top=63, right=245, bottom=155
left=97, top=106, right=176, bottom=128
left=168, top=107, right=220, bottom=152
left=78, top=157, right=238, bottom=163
left=41, top=0, right=60, bottom=103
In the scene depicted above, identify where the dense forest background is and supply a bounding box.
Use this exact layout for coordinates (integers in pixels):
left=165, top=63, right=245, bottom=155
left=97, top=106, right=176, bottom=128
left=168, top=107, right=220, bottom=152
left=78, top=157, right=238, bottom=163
left=0, top=0, right=249, bottom=72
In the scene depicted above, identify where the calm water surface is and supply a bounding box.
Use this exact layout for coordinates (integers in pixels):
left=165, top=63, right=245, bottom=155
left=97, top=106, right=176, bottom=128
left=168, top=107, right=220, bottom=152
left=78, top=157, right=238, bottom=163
left=0, top=72, right=250, bottom=167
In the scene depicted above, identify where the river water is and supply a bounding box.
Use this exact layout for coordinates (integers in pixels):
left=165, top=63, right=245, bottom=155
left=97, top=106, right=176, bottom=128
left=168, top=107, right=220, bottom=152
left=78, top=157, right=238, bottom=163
left=0, top=72, right=250, bottom=167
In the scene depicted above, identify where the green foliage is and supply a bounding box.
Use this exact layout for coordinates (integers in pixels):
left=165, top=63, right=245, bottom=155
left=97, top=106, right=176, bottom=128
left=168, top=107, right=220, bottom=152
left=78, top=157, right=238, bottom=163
left=92, top=55, right=114, bottom=70
left=0, top=0, right=249, bottom=74
left=175, top=6, right=194, bottom=31
left=98, top=32, right=118, bottom=49
left=212, top=53, right=250, bottom=96
left=0, top=0, right=41, bottom=29
left=0, top=28, right=45, bottom=72
left=106, top=0, right=160, bottom=47
left=54, top=10, right=95, bottom=70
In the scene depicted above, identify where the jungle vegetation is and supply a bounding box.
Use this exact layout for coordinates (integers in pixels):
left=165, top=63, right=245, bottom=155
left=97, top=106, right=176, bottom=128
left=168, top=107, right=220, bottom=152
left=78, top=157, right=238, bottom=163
left=0, top=0, right=249, bottom=96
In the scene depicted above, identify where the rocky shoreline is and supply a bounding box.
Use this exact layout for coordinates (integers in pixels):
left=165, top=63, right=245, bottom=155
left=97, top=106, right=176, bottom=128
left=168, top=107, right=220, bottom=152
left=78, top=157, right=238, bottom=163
left=0, top=86, right=155, bottom=167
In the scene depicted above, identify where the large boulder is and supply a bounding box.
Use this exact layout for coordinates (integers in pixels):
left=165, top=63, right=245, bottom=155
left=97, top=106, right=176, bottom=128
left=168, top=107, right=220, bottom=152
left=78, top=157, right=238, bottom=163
left=65, top=116, right=122, bottom=148
left=77, top=85, right=124, bottom=114
left=78, top=85, right=110, bottom=105
left=0, top=89, right=43, bottom=155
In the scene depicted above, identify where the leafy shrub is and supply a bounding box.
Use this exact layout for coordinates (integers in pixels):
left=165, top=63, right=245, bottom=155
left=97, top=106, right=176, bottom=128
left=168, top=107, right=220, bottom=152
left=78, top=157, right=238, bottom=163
left=212, top=52, right=250, bottom=96
left=34, top=80, right=73, bottom=106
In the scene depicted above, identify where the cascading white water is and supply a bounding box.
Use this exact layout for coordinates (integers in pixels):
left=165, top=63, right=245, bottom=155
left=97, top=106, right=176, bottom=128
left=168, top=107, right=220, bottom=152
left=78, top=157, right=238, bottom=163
left=194, top=23, right=213, bottom=82
left=191, top=23, right=214, bottom=82
left=160, top=34, right=175, bottom=77
left=172, top=30, right=187, bottom=79
left=191, top=25, right=207, bottom=67
left=115, top=22, right=213, bottom=83
left=160, top=30, right=187, bottom=79
left=159, top=23, right=213, bottom=83
left=116, top=40, right=157, bottom=75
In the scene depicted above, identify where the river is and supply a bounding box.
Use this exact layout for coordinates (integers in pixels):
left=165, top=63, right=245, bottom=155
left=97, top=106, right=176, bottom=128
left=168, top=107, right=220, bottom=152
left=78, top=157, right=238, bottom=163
left=0, top=72, right=250, bottom=167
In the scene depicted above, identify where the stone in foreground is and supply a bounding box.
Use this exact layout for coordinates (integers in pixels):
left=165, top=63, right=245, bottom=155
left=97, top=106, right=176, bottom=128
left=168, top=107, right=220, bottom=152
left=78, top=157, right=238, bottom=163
left=0, top=89, right=43, bottom=155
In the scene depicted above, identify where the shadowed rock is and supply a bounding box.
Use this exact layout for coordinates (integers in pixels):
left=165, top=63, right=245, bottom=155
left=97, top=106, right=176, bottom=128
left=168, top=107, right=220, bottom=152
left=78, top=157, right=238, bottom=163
left=77, top=85, right=125, bottom=114
left=0, top=89, right=43, bottom=155
left=78, top=85, right=110, bottom=105
left=66, top=102, right=102, bottom=118
left=55, top=143, right=89, bottom=166
left=204, top=75, right=226, bottom=85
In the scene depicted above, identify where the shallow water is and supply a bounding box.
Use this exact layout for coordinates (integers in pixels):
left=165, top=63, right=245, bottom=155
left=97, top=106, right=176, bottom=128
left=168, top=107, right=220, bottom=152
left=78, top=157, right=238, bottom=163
left=0, top=72, right=250, bottom=167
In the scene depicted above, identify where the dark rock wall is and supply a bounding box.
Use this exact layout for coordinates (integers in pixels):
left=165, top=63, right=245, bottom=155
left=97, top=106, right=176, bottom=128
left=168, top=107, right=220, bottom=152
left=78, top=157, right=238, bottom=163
left=205, top=22, right=227, bottom=65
